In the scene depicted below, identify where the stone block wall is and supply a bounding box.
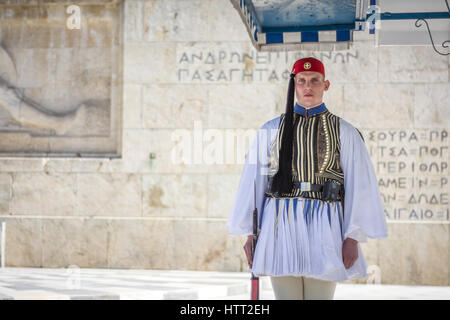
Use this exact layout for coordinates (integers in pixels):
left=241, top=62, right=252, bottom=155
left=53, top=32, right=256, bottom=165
left=0, top=0, right=448, bottom=285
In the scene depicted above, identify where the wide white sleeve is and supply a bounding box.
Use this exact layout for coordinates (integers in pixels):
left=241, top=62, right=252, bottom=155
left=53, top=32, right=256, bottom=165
left=226, top=121, right=274, bottom=236
left=339, top=119, right=388, bottom=243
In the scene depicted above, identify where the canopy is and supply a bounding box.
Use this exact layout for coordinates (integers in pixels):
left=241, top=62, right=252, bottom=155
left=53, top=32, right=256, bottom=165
left=230, top=0, right=450, bottom=54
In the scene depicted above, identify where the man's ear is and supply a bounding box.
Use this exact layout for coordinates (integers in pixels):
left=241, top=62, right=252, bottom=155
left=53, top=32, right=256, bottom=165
left=324, top=79, right=330, bottom=91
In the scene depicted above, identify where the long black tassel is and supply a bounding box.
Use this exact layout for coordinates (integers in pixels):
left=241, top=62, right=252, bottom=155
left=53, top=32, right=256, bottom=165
left=270, top=73, right=295, bottom=195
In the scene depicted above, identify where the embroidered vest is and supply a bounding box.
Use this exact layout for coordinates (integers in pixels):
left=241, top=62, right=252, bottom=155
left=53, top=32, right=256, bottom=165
left=265, top=109, right=345, bottom=200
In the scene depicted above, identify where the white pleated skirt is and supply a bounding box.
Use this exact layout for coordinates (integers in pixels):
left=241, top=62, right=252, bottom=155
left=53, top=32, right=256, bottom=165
left=251, top=196, right=368, bottom=282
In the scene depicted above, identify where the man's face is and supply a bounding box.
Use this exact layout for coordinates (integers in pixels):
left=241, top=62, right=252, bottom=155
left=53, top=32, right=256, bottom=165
left=294, top=71, right=330, bottom=108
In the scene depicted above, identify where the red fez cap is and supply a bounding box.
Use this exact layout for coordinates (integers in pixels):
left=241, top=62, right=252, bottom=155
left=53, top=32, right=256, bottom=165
left=291, top=57, right=325, bottom=78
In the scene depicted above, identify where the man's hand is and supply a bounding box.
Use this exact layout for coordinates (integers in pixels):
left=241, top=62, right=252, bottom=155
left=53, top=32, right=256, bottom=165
left=342, top=237, right=358, bottom=269
left=243, top=235, right=254, bottom=268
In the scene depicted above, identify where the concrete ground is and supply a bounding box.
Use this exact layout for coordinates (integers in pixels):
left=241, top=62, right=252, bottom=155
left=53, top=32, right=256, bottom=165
left=0, top=267, right=448, bottom=300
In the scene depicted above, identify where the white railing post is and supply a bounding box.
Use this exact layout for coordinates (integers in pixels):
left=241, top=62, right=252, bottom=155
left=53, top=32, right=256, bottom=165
left=0, top=221, right=5, bottom=268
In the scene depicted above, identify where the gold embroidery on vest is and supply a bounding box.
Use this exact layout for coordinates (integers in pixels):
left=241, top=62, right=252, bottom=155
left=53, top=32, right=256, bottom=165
left=265, top=110, right=344, bottom=199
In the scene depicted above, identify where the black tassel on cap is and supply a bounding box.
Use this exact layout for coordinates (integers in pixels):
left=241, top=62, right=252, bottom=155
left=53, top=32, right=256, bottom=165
left=270, top=73, right=296, bottom=195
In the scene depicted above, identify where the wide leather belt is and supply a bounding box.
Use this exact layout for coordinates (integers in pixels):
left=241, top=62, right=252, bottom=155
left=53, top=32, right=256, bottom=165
left=264, top=180, right=344, bottom=201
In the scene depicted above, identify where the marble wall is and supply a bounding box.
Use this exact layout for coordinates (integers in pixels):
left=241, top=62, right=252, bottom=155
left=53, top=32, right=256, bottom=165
left=0, top=0, right=448, bottom=286
left=0, top=0, right=122, bottom=156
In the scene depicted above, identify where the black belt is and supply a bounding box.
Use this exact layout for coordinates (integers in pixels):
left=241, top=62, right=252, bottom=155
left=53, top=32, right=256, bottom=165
left=265, top=180, right=344, bottom=201
left=294, top=181, right=345, bottom=202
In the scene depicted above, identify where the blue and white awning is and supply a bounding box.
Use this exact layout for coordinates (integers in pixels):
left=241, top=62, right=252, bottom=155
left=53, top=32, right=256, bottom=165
left=230, top=0, right=366, bottom=51
left=230, top=0, right=450, bottom=54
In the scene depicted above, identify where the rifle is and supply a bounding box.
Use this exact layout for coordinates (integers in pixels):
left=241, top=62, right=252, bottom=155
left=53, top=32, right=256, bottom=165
left=251, top=181, right=260, bottom=300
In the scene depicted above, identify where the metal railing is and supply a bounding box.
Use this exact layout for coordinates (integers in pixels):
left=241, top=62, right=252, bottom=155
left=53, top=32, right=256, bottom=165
left=0, top=221, right=5, bottom=268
